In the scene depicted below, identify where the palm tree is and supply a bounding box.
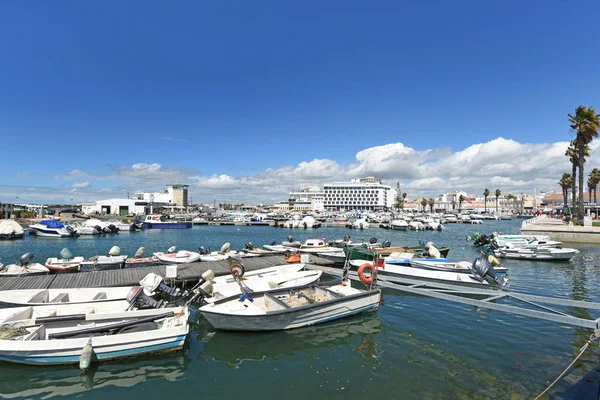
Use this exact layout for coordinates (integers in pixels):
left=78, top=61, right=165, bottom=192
left=483, top=188, right=490, bottom=213
left=565, top=139, right=590, bottom=212
left=569, top=105, right=600, bottom=221
left=588, top=177, right=594, bottom=206
left=458, top=195, right=465, bottom=212
left=559, top=173, right=573, bottom=208
left=451, top=199, right=457, bottom=210
left=420, top=197, right=428, bottom=212
left=505, top=194, right=514, bottom=213
left=428, top=198, right=435, bottom=212
left=402, top=193, right=407, bottom=210
left=590, top=168, right=600, bottom=204
left=494, top=189, right=501, bottom=213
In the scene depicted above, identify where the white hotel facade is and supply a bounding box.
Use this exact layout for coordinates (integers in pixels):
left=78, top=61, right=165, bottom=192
left=274, top=177, right=394, bottom=212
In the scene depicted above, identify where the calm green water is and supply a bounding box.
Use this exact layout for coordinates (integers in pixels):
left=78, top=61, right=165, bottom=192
left=1, top=220, right=600, bottom=399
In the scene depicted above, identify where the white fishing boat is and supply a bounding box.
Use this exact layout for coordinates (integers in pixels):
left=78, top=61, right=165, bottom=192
left=408, top=258, right=508, bottom=274
left=106, top=219, right=136, bottom=231
left=352, top=218, right=370, bottom=229
left=198, top=243, right=260, bottom=262
left=0, top=253, right=49, bottom=277
left=390, top=219, right=409, bottom=230
left=296, top=238, right=340, bottom=254
left=0, top=286, right=134, bottom=308
left=44, top=248, right=84, bottom=273
left=198, top=281, right=381, bottom=331
left=351, top=257, right=507, bottom=287
left=79, top=246, right=128, bottom=272
left=124, top=247, right=160, bottom=268
left=153, top=246, right=201, bottom=264
left=0, top=307, right=188, bottom=366
left=69, top=221, right=101, bottom=235
left=28, top=220, right=78, bottom=238
left=495, top=246, right=579, bottom=261
left=199, top=264, right=322, bottom=302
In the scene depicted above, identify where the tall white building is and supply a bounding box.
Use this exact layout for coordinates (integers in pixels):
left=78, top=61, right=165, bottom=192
left=323, top=177, right=393, bottom=211
left=273, top=185, right=325, bottom=212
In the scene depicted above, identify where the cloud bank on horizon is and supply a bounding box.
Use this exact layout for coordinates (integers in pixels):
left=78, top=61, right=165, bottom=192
left=3, top=137, right=593, bottom=205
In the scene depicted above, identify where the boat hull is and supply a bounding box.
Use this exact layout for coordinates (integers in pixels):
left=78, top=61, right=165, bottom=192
left=142, top=222, right=192, bottom=229
left=200, top=290, right=381, bottom=331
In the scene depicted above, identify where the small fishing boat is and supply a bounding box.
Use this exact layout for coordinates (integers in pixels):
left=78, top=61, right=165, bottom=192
left=0, top=253, right=49, bottom=277
left=198, top=281, right=381, bottom=331
left=0, top=286, right=134, bottom=308
left=296, top=238, right=340, bottom=254
left=79, top=246, right=128, bottom=272
left=124, top=247, right=160, bottom=268
left=194, top=263, right=323, bottom=302
left=0, top=307, right=189, bottom=366
left=45, top=248, right=85, bottom=273
left=154, top=246, right=201, bottom=264
left=198, top=243, right=260, bottom=262
left=0, top=219, right=24, bottom=240
left=494, top=246, right=579, bottom=261
left=352, top=257, right=507, bottom=288
left=197, top=256, right=380, bottom=331
left=408, top=257, right=508, bottom=274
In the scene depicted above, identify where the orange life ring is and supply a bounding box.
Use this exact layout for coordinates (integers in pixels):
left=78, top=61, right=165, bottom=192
left=357, top=263, right=374, bottom=285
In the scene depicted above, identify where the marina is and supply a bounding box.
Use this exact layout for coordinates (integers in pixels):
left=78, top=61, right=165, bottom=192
left=1, top=220, right=600, bottom=398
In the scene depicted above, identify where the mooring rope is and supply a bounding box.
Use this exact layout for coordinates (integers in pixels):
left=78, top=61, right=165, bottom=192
left=534, top=332, right=599, bottom=400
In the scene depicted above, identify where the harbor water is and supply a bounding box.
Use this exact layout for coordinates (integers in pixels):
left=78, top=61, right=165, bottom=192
left=1, top=220, right=600, bottom=399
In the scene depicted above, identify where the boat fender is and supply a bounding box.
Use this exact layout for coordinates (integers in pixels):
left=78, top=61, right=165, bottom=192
left=487, top=255, right=500, bottom=266
left=79, top=338, right=94, bottom=372
left=358, top=263, right=374, bottom=285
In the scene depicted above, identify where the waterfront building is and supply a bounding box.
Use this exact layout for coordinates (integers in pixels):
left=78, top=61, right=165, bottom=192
left=323, top=177, right=393, bottom=211
left=272, top=185, right=325, bottom=212
left=82, top=184, right=189, bottom=216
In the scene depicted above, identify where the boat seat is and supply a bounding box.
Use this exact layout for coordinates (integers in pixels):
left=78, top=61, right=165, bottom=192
left=92, top=292, right=107, bottom=300
left=27, top=290, right=49, bottom=304
left=50, top=293, right=70, bottom=303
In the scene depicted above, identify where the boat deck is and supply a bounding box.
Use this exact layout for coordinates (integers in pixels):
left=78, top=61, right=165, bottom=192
left=0, top=255, right=334, bottom=290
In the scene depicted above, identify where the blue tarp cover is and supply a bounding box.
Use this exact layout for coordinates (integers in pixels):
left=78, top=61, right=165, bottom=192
left=40, top=220, right=64, bottom=228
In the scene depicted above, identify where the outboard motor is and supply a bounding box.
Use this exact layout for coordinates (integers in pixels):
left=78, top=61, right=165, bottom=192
left=198, top=246, right=210, bottom=255
left=94, top=225, right=103, bottom=234
left=139, top=273, right=181, bottom=297
left=166, top=246, right=177, bottom=254
left=369, top=237, right=378, bottom=244
left=270, top=240, right=278, bottom=246
left=228, top=256, right=245, bottom=277
left=474, top=234, right=490, bottom=248
left=381, top=240, right=391, bottom=248
left=471, top=257, right=508, bottom=288
left=126, top=286, right=164, bottom=309
left=287, top=235, right=294, bottom=243
left=18, top=252, right=35, bottom=267
left=245, top=241, right=254, bottom=250
left=343, top=234, right=351, bottom=242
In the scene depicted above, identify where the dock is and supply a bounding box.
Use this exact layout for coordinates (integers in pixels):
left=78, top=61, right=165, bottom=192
left=521, top=215, right=600, bottom=243
left=0, top=255, right=334, bottom=291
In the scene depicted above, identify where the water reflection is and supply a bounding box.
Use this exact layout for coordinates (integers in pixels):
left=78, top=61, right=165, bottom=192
left=0, top=353, right=188, bottom=399
left=200, top=313, right=383, bottom=367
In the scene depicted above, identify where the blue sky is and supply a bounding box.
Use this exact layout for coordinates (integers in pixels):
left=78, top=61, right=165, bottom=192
left=1, top=1, right=599, bottom=204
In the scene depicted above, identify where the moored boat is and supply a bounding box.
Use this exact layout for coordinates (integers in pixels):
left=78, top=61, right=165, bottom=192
left=0, top=286, right=134, bottom=308
left=153, top=246, right=201, bottom=264
left=0, top=253, right=49, bottom=277
left=142, top=214, right=192, bottom=229
left=0, top=219, right=24, bottom=240
left=28, top=220, right=78, bottom=238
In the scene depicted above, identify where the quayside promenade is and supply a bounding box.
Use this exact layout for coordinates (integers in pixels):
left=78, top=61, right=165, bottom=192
left=521, top=215, right=600, bottom=243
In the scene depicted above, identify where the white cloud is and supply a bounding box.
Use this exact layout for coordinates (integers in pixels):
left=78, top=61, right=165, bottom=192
left=1, top=137, right=595, bottom=204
